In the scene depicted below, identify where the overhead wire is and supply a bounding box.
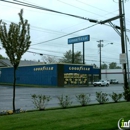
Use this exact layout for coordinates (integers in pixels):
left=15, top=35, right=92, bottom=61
left=1, top=0, right=130, bottom=46
left=0, top=0, right=129, bottom=64
left=57, top=0, right=105, bottom=17
left=31, top=23, right=98, bottom=46
left=0, top=0, right=90, bottom=21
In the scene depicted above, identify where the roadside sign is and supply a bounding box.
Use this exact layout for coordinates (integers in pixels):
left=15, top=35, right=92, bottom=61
left=120, top=53, right=127, bottom=64
left=68, top=35, right=90, bottom=44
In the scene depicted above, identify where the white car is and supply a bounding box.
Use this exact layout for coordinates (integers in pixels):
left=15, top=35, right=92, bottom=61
left=110, top=79, right=119, bottom=84
left=93, top=79, right=109, bottom=87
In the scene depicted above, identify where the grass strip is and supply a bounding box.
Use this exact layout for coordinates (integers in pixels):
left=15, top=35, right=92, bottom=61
left=0, top=102, right=130, bottom=130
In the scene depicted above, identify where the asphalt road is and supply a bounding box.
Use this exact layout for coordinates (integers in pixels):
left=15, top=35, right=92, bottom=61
left=0, top=84, right=124, bottom=111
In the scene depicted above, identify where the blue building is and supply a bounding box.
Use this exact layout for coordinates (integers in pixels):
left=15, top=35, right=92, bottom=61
left=0, top=64, right=100, bottom=87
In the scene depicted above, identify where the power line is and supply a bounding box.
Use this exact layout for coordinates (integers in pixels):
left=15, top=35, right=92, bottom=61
left=76, top=0, right=116, bottom=13
left=57, top=0, right=105, bottom=17
left=1, top=0, right=129, bottom=46
left=31, top=23, right=98, bottom=46
left=1, top=0, right=129, bottom=51
left=0, top=0, right=90, bottom=21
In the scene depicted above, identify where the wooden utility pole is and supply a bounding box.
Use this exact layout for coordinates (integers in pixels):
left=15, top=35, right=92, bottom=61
left=119, top=0, right=128, bottom=89
left=97, top=40, right=103, bottom=80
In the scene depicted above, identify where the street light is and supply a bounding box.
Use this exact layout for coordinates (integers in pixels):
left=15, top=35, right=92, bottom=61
left=27, top=51, right=43, bottom=56
left=97, top=40, right=113, bottom=80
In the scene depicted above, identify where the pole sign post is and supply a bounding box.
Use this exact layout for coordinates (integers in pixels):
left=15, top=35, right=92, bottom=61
left=68, top=35, right=90, bottom=64
left=120, top=53, right=127, bottom=64
left=68, top=35, right=90, bottom=44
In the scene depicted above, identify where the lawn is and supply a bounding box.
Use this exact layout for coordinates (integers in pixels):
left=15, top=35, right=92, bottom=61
left=0, top=102, right=130, bottom=130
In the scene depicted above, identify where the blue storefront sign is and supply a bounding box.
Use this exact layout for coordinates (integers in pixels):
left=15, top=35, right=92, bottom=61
left=64, top=65, right=92, bottom=74
left=64, top=64, right=99, bottom=74
left=68, top=35, right=90, bottom=44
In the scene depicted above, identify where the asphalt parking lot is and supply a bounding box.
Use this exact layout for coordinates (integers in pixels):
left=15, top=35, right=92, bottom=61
left=0, top=84, right=124, bottom=111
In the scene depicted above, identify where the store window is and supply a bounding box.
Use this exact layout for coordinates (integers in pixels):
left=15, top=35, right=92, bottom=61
left=64, top=73, right=88, bottom=85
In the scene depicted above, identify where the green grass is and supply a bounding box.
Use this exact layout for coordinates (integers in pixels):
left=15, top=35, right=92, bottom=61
left=0, top=102, right=130, bottom=130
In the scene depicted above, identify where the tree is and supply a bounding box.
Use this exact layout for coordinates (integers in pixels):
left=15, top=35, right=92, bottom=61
left=92, top=64, right=98, bottom=68
left=0, top=9, right=31, bottom=112
left=101, top=63, right=108, bottom=69
left=109, top=62, right=121, bottom=69
left=0, top=54, right=6, bottom=59
left=42, top=55, right=58, bottom=64
left=116, top=66, right=122, bottom=69
left=59, top=50, right=82, bottom=64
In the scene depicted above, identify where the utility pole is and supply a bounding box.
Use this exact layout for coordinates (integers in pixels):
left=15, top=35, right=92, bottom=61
left=97, top=40, right=103, bottom=80
left=83, top=42, right=85, bottom=64
left=119, top=0, right=128, bottom=89
left=72, top=44, right=74, bottom=63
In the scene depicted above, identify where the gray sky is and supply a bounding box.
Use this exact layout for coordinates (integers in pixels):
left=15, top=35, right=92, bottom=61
left=0, top=0, right=130, bottom=67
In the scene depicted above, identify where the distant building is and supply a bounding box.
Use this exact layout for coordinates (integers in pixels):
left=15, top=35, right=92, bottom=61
left=101, top=69, right=124, bottom=83
left=0, top=59, right=43, bottom=67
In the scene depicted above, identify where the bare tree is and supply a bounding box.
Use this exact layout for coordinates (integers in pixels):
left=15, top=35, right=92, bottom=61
left=0, top=9, right=31, bottom=112
left=42, top=55, right=58, bottom=64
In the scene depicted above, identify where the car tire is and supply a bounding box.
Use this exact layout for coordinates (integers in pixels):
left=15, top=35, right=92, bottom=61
left=106, top=84, right=109, bottom=86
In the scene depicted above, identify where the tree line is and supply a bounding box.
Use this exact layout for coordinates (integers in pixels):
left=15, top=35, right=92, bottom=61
left=42, top=50, right=121, bottom=69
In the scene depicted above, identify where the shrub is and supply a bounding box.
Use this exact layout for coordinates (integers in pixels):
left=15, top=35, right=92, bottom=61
left=123, top=87, right=130, bottom=101
left=76, top=93, right=90, bottom=106
left=31, top=94, right=51, bottom=110
left=57, top=95, right=72, bottom=108
left=109, top=92, right=123, bottom=103
left=96, top=91, right=109, bottom=104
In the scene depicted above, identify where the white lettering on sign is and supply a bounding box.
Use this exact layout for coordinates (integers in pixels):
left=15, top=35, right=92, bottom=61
left=34, top=66, right=54, bottom=71
left=68, top=35, right=90, bottom=44
left=69, top=66, right=90, bottom=71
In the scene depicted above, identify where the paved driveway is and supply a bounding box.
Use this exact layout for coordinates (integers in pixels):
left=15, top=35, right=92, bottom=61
left=0, top=84, right=124, bottom=111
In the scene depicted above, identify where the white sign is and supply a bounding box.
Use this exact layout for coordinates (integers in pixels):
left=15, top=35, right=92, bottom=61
left=120, top=53, right=127, bottom=64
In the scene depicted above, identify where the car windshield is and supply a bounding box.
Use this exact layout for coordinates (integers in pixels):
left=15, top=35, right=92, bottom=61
left=99, top=80, right=104, bottom=82
left=112, top=79, right=116, bottom=81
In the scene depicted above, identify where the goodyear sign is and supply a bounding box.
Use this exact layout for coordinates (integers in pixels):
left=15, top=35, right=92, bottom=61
left=64, top=65, right=92, bottom=74
left=68, top=35, right=90, bottom=44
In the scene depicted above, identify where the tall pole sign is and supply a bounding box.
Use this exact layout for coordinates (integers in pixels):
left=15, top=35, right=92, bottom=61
left=68, top=35, right=90, bottom=64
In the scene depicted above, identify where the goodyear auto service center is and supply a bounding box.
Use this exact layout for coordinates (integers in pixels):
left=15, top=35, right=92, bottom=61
left=0, top=35, right=100, bottom=87
left=0, top=64, right=99, bottom=87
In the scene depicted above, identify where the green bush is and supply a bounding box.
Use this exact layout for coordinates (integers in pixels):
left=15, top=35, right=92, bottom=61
left=76, top=93, right=90, bottom=106
left=96, top=91, right=109, bottom=104
left=123, top=87, right=130, bottom=101
left=109, top=92, right=122, bottom=103
left=57, top=95, right=72, bottom=108
left=31, top=94, right=51, bottom=110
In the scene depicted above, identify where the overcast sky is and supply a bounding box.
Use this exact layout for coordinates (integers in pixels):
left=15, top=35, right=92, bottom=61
left=0, top=0, right=130, bottom=67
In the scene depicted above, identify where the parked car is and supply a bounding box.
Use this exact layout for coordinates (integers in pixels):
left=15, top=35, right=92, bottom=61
left=93, top=79, right=109, bottom=87
left=110, top=79, right=119, bottom=84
